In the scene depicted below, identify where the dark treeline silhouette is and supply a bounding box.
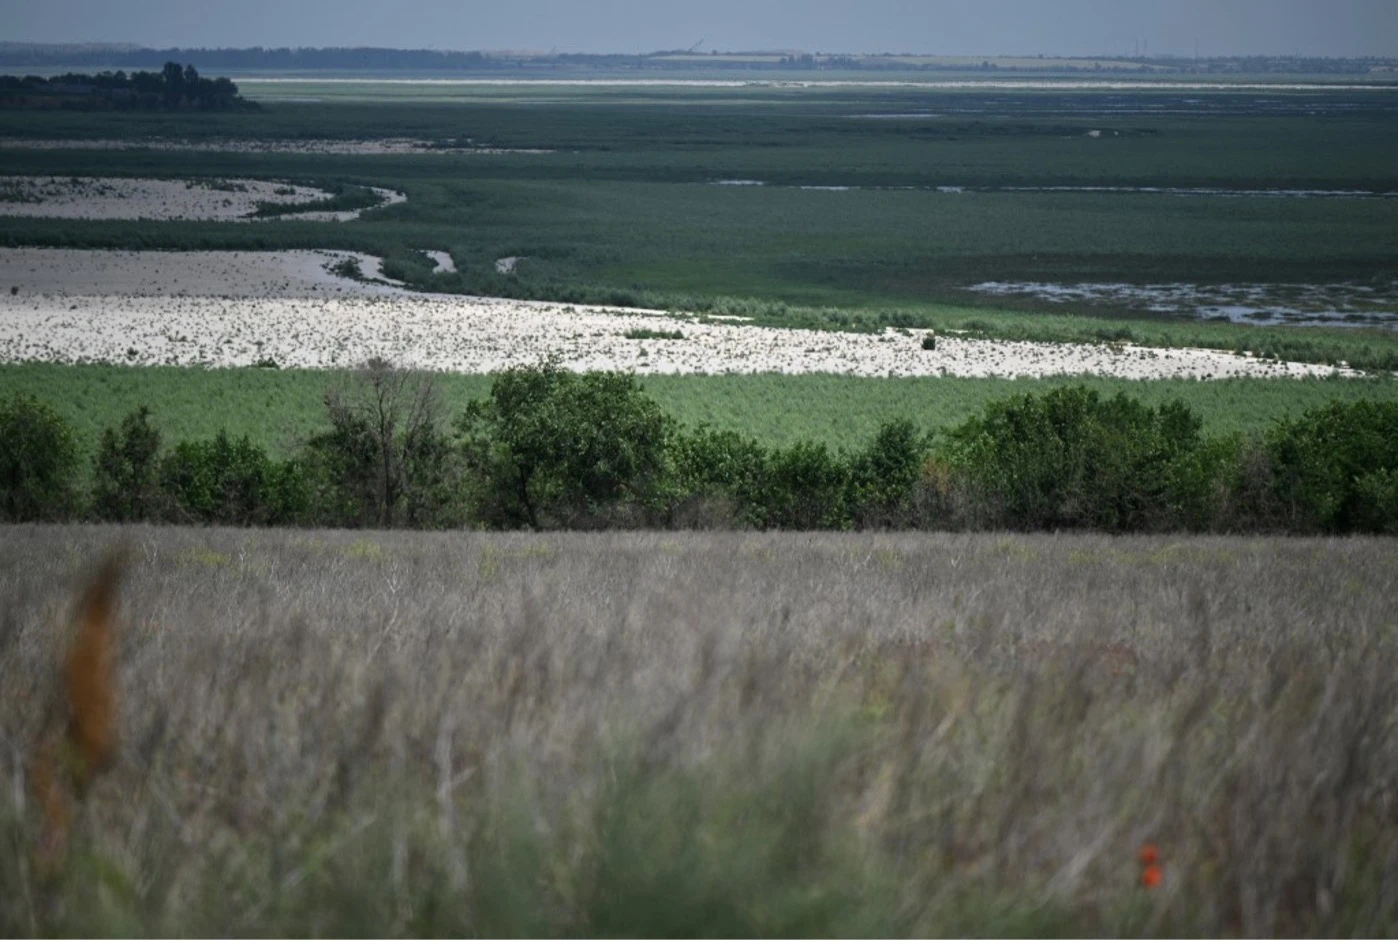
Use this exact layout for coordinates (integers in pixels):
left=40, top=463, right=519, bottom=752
left=0, top=62, right=249, bottom=110
left=2, top=362, right=1394, bottom=535
left=0, top=44, right=1392, bottom=76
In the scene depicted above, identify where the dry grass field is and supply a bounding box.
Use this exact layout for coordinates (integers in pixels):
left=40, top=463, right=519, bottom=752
left=0, top=525, right=1395, bottom=936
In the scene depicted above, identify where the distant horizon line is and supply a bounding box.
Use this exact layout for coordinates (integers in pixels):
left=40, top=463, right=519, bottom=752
left=1, top=41, right=1394, bottom=62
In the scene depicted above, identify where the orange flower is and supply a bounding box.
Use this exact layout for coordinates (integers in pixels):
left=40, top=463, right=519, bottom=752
left=1138, top=843, right=1160, bottom=866
left=1141, top=863, right=1164, bottom=889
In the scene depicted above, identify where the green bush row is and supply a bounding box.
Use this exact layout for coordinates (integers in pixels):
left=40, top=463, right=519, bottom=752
left=2, top=362, right=1394, bottom=533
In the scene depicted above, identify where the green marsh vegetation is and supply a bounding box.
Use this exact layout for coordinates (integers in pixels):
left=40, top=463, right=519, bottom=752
left=1, top=526, right=1393, bottom=935
left=0, top=82, right=1394, bottom=368
left=0, top=361, right=1392, bottom=455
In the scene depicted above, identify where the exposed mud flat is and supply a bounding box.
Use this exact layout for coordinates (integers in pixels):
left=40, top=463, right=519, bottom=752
left=968, top=280, right=1398, bottom=329
left=0, top=248, right=406, bottom=297
left=709, top=179, right=1394, bottom=199
left=0, top=176, right=405, bottom=222
left=998, top=185, right=1396, bottom=199
left=847, top=98, right=1393, bottom=118
left=0, top=176, right=328, bottom=221
left=0, top=249, right=1358, bottom=380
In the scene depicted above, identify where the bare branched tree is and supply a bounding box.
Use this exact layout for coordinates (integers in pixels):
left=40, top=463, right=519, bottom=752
left=312, top=357, right=456, bottom=528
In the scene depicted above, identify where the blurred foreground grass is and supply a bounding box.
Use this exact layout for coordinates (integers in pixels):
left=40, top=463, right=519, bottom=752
left=1, top=526, right=1394, bottom=936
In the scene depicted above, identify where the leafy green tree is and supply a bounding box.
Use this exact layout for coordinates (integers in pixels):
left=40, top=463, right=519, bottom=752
left=93, top=405, right=162, bottom=521
left=668, top=424, right=770, bottom=527
left=1267, top=400, right=1397, bottom=533
left=160, top=431, right=299, bottom=526
left=756, top=440, right=850, bottom=530
left=457, top=360, right=673, bottom=528
left=161, top=61, right=185, bottom=107
left=939, top=386, right=1207, bottom=531
left=209, top=76, right=240, bottom=107
left=846, top=419, right=926, bottom=528
left=1161, top=433, right=1246, bottom=533
left=0, top=394, right=80, bottom=522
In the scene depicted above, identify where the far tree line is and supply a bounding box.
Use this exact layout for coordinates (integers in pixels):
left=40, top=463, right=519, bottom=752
left=0, top=63, right=251, bottom=110
left=0, top=45, right=1391, bottom=76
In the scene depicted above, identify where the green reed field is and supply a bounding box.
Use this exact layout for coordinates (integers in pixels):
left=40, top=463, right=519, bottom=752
left=0, top=362, right=1392, bottom=457
left=0, top=80, right=1394, bottom=368
left=1, top=526, right=1393, bottom=936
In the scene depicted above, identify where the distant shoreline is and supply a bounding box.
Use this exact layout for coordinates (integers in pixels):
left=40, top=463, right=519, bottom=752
left=4, top=68, right=1394, bottom=89
left=226, top=77, right=1397, bottom=91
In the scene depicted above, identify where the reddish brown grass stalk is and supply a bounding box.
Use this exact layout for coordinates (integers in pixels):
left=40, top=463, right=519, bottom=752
left=27, top=551, right=123, bottom=873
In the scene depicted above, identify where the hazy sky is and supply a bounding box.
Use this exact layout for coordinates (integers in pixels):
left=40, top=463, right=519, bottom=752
left=1, top=0, right=1395, bottom=57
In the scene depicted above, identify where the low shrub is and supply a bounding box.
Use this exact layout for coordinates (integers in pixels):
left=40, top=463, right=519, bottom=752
left=1266, top=399, right=1398, bottom=533
left=846, top=418, right=926, bottom=528
left=0, top=393, right=80, bottom=521
left=3, top=376, right=1394, bottom=535
left=623, top=327, right=685, bottom=341
left=93, top=405, right=162, bottom=522
left=458, top=359, right=674, bottom=528
left=159, top=431, right=303, bottom=526
left=668, top=424, right=770, bottom=527
left=755, top=440, right=851, bottom=530
left=937, top=386, right=1209, bottom=532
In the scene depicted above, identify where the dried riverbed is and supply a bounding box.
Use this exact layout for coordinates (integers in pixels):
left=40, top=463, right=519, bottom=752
left=0, top=249, right=1358, bottom=379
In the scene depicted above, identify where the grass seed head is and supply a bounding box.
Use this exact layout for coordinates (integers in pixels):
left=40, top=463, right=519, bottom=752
left=63, top=551, right=124, bottom=788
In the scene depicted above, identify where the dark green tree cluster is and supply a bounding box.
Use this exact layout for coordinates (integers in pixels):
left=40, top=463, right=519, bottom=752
left=0, top=63, right=246, bottom=110
left=457, top=362, right=673, bottom=529
left=0, top=370, right=1394, bottom=535
left=0, top=394, right=80, bottom=521
left=936, top=388, right=1209, bottom=531
left=1265, top=400, right=1398, bottom=533
left=924, top=389, right=1396, bottom=534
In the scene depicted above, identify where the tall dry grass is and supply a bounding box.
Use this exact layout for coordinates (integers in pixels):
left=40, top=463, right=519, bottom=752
left=0, top=525, right=1394, bottom=936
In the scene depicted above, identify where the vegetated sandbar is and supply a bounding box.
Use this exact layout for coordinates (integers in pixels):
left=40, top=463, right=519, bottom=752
left=0, top=176, right=326, bottom=221
left=0, top=248, right=403, bottom=297
left=0, top=248, right=1358, bottom=380
left=0, top=138, right=551, bottom=155
left=0, top=176, right=405, bottom=222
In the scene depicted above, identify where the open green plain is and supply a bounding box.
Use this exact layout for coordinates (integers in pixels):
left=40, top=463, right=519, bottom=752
left=0, top=362, right=1392, bottom=457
